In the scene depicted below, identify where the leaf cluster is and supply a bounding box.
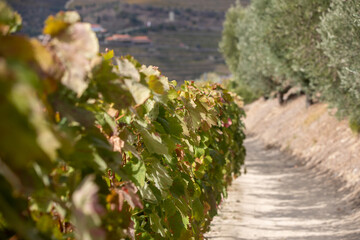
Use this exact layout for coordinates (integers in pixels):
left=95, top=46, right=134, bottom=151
left=0, top=4, right=246, bottom=240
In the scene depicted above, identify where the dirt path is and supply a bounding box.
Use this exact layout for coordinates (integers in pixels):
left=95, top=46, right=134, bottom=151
left=205, top=136, right=360, bottom=240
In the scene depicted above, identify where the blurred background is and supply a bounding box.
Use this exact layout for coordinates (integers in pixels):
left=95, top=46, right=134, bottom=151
left=8, top=0, right=250, bottom=82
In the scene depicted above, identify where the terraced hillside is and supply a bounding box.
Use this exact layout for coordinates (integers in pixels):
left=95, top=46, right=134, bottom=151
left=103, top=30, right=228, bottom=81
left=70, top=0, right=250, bottom=81
left=123, top=0, right=243, bottom=11
left=69, top=0, right=250, bottom=12
left=7, top=0, right=67, bottom=36
left=9, top=0, right=250, bottom=81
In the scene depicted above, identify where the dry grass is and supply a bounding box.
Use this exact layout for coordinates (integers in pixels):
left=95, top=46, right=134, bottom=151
left=303, top=104, right=327, bottom=126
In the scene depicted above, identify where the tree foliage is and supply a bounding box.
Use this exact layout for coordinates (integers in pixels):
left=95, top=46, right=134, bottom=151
left=220, top=1, right=282, bottom=97
left=0, top=4, right=246, bottom=240
left=318, top=0, right=360, bottom=123
left=221, top=0, right=360, bottom=123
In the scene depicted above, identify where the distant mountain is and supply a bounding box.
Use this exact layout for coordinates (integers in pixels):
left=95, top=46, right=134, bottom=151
left=7, top=0, right=67, bottom=36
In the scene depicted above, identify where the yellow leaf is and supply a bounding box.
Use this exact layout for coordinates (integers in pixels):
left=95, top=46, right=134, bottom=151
left=43, top=11, right=80, bottom=36
left=148, top=75, right=164, bottom=94
left=148, top=75, right=169, bottom=94
left=43, top=16, right=69, bottom=36
left=102, top=49, right=114, bottom=61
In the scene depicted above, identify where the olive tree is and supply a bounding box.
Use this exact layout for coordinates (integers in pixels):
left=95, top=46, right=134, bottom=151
left=318, top=0, right=360, bottom=125
left=265, top=0, right=332, bottom=104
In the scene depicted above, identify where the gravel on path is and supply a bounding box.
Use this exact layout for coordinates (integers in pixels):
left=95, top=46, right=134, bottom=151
left=205, top=137, right=360, bottom=240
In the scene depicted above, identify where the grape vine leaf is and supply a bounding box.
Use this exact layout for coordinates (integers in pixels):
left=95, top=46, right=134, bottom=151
left=168, top=211, right=186, bottom=239
left=0, top=2, right=22, bottom=35
left=43, top=11, right=80, bottom=36
left=148, top=75, right=169, bottom=94
left=134, top=122, right=169, bottom=155
left=149, top=213, right=166, bottom=237
left=123, top=159, right=146, bottom=187
left=72, top=175, right=105, bottom=240
left=192, top=198, right=204, bottom=221
left=50, top=22, right=99, bottom=96
left=138, top=182, right=157, bottom=203
left=116, top=58, right=140, bottom=82
left=124, top=79, right=150, bottom=105
left=102, top=50, right=114, bottom=61
left=168, top=89, right=179, bottom=100
left=146, top=160, right=173, bottom=195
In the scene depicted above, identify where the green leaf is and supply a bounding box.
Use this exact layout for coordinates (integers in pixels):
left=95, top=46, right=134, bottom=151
left=144, top=99, right=159, bottom=120
left=134, top=122, right=169, bottom=155
left=124, top=79, right=150, bottom=105
left=149, top=213, right=166, bottom=237
left=168, top=211, right=186, bottom=239
left=157, top=115, right=183, bottom=137
left=147, top=160, right=173, bottom=195
left=94, top=112, right=117, bottom=135
left=195, top=147, right=205, bottom=158
left=36, top=215, right=62, bottom=238
left=173, top=198, right=189, bottom=222
left=124, top=158, right=146, bottom=187
left=209, top=149, right=225, bottom=165
left=122, top=142, right=141, bottom=160
left=192, top=198, right=204, bottom=221
left=163, top=199, right=177, bottom=216
left=194, top=165, right=206, bottom=179
left=138, top=182, right=157, bottom=203
left=170, top=177, right=186, bottom=198
left=168, top=89, right=179, bottom=100
left=184, top=100, right=202, bottom=130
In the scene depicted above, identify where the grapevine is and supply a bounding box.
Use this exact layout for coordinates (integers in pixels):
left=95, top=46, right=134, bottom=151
left=0, top=4, right=246, bottom=240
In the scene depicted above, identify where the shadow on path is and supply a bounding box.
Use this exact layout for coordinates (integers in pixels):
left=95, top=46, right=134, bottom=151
left=205, top=136, right=360, bottom=240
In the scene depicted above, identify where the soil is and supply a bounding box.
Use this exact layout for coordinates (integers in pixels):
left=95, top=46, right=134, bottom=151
left=206, top=96, right=360, bottom=239
left=244, top=96, right=360, bottom=201
left=206, top=136, right=360, bottom=239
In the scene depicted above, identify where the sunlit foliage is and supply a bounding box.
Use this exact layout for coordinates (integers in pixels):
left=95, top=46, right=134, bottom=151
left=0, top=3, right=246, bottom=239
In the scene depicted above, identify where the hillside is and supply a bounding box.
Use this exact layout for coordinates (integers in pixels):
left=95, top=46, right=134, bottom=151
left=101, top=30, right=227, bottom=81
left=68, top=0, right=250, bottom=12
left=7, top=0, right=67, bottom=36
left=8, top=0, right=250, bottom=81
left=65, top=0, right=251, bottom=81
